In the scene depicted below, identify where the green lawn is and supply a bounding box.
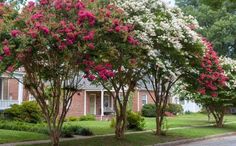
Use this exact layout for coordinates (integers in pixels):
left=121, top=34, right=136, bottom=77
left=65, top=113, right=236, bottom=135
left=23, top=123, right=236, bottom=146
left=2, top=113, right=236, bottom=144
left=0, top=129, right=48, bottom=144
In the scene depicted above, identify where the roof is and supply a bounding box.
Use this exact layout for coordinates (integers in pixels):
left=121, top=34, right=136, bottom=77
left=79, top=78, right=154, bottom=91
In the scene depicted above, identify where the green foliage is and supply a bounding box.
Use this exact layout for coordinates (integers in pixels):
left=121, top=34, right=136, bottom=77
left=61, top=125, right=93, bottom=138
left=127, top=111, right=145, bottom=131
left=166, top=103, right=183, bottom=115
left=4, top=101, right=43, bottom=123
left=65, top=116, right=80, bottom=122
left=110, top=117, right=116, bottom=128
left=176, top=0, right=236, bottom=58
left=79, top=115, right=96, bottom=121
left=0, top=120, right=48, bottom=134
left=141, top=104, right=156, bottom=117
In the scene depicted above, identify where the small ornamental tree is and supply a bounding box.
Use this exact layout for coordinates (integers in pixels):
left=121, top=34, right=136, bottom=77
left=219, top=57, right=236, bottom=107
left=177, top=38, right=230, bottom=127
left=117, top=0, right=203, bottom=135
left=0, top=0, right=140, bottom=145
left=81, top=2, right=148, bottom=139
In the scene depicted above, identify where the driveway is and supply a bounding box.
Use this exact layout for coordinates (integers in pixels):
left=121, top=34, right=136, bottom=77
left=178, top=135, right=236, bottom=146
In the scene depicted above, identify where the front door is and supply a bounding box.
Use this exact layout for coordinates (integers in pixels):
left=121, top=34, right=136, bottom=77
left=89, top=94, right=96, bottom=115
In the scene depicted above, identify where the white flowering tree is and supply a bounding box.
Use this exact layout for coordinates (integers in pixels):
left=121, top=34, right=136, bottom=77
left=117, top=0, right=204, bottom=135
left=220, top=57, right=236, bottom=103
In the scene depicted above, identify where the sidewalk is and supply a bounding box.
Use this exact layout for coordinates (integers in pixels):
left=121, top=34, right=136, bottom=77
left=1, top=121, right=236, bottom=146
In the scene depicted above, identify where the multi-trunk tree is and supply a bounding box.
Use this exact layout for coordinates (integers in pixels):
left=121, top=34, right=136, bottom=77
left=177, top=38, right=231, bottom=127
left=0, top=0, right=142, bottom=145
left=116, top=0, right=204, bottom=135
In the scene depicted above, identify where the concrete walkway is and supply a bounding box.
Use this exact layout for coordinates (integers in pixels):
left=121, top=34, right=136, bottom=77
left=178, top=134, right=236, bottom=146
left=1, top=121, right=236, bottom=146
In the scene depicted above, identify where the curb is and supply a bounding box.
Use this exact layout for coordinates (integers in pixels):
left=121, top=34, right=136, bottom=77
left=152, top=132, right=236, bottom=146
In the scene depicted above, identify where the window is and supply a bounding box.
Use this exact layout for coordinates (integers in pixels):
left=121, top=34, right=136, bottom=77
left=104, top=94, right=111, bottom=108
left=0, top=78, right=9, bottom=100
left=142, top=95, right=147, bottom=106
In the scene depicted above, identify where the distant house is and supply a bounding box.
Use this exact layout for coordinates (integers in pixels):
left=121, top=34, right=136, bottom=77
left=0, top=70, right=201, bottom=118
left=67, top=79, right=155, bottom=120
left=0, top=69, right=29, bottom=110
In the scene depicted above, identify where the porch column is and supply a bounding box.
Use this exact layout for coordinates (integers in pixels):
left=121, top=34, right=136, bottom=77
left=84, top=90, right=87, bottom=115
left=18, top=79, right=23, bottom=104
left=101, top=89, right=104, bottom=120
left=137, top=89, right=140, bottom=112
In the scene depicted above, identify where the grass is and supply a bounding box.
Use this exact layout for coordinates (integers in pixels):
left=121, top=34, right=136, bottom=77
left=65, top=113, right=236, bottom=135
left=22, top=123, right=236, bottom=146
left=0, top=129, right=48, bottom=144
left=2, top=113, right=236, bottom=145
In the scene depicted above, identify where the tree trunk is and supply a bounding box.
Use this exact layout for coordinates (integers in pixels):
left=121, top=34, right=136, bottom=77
left=155, top=106, right=162, bottom=135
left=50, top=129, right=60, bottom=146
left=115, top=114, right=126, bottom=139
left=215, top=113, right=224, bottom=128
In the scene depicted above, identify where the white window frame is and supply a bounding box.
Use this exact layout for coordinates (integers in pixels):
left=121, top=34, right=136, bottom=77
left=0, top=78, right=9, bottom=100
left=142, top=95, right=148, bottom=106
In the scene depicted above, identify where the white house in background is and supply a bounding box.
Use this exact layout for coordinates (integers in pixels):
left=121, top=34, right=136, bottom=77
left=172, top=96, right=201, bottom=113
left=0, top=69, right=27, bottom=110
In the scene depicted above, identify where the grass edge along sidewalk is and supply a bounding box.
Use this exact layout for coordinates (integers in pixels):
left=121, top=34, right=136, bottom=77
left=1, top=122, right=236, bottom=146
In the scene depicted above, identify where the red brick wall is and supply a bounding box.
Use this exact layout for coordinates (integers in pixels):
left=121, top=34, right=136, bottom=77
left=66, top=90, right=156, bottom=117
left=66, top=90, right=85, bottom=117
left=133, top=90, right=155, bottom=113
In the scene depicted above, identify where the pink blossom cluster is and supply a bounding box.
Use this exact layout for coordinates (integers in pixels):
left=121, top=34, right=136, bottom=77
left=10, top=30, right=21, bottom=38
left=82, top=57, right=115, bottom=81
left=2, top=39, right=11, bottom=56
left=197, top=38, right=228, bottom=97
left=77, top=9, right=96, bottom=26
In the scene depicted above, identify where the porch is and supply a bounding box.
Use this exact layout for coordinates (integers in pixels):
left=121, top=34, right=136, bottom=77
left=83, top=90, right=115, bottom=120
left=0, top=75, right=24, bottom=110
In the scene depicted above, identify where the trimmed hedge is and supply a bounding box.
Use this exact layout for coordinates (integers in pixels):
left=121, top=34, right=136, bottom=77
left=79, top=114, right=96, bottom=121
left=141, top=103, right=183, bottom=117
left=0, top=120, right=93, bottom=137
left=141, top=104, right=156, bottom=117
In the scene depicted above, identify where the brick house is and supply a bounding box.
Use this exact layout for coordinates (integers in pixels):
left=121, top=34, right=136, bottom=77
left=0, top=69, right=30, bottom=110
left=0, top=71, right=200, bottom=117
left=67, top=79, right=155, bottom=120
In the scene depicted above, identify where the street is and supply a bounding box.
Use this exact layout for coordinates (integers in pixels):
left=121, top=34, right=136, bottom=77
left=179, top=135, right=236, bottom=146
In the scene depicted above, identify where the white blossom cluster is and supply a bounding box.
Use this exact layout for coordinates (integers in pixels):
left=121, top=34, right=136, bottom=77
left=220, top=57, right=236, bottom=89
left=116, top=0, right=201, bottom=56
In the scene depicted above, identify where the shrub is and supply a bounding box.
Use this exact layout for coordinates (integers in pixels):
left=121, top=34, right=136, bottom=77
left=75, top=127, right=93, bottom=136
left=61, top=125, right=93, bottom=137
left=110, top=117, right=116, bottom=128
left=79, top=114, right=96, bottom=121
left=127, top=111, right=145, bottom=131
left=141, top=104, right=156, bottom=117
left=66, top=116, right=79, bottom=122
left=4, top=101, right=43, bottom=123
left=166, top=103, right=183, bottom=115
left=0, top=120, right=48, bottom=134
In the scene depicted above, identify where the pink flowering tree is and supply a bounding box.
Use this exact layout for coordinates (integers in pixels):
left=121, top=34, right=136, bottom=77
left=81, top=5, right=148, bottom=139
left=0, top=0, right=141, bottom=145
left=178, top=38, right=230, bottom=127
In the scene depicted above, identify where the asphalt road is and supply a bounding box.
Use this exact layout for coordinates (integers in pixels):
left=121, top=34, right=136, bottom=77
left=178, top=135, right=236, bottom=146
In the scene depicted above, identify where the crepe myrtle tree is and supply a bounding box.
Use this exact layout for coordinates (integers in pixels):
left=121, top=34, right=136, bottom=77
left=177, top=38, right=230, bottom=128
left=81, top=2, right=148, bottom=139
left=0, top=0, right=140, bottom=145
left=116, top=0, right=204, bottom=135
left=219, top=57, right=236, bottom=109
